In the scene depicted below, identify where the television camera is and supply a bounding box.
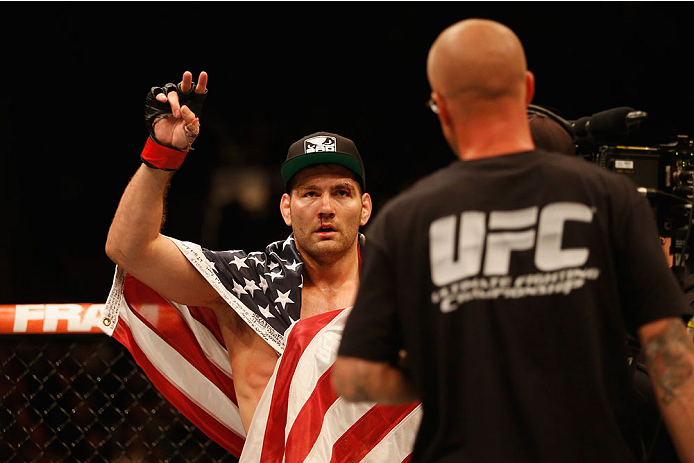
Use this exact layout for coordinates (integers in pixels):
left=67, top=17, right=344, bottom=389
left=528, top=104, right=694, bottom=283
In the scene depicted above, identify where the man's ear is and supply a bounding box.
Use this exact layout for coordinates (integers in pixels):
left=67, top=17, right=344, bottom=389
left=360, top=192, right=373, bottom=226
left=280, top=193, right=292, bottom=226
left=525, top=71, right=535, bottom=106
left=432, top=92, right=451, bottom=125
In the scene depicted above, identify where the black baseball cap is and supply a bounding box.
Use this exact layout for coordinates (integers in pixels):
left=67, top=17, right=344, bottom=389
left=281, top=132, right=366, bottom=191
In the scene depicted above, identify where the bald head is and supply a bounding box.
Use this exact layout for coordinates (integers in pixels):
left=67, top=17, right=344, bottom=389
left=427, top=19, right=528, bottom=101
left=426, top=19, right=536, bottom=160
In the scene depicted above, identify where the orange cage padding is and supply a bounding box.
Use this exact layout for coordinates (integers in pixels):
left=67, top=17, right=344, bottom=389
left=0, top=304, right=106, bottom=334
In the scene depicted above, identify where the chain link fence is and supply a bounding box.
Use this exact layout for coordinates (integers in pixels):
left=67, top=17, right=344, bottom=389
left=1, top=334, right=239, bottom=463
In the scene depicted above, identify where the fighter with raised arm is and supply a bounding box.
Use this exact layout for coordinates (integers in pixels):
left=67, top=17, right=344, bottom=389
left=105, top=70, right=373, bottom=434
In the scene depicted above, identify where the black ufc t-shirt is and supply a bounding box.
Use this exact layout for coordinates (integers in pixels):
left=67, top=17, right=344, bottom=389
left=338, top=150, right=688, bottom=463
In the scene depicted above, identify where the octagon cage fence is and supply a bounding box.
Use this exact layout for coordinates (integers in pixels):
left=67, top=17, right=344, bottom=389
left=0, top=303, right=239, bottom=463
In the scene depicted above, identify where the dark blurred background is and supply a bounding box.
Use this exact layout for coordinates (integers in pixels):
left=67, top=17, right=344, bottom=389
left=5, top=2, right=693, bottom=304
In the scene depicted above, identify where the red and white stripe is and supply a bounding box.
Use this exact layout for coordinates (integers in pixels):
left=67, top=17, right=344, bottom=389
left=103, top=269, right=247, bottom=456
left=240, top=308, right=421, bottom=463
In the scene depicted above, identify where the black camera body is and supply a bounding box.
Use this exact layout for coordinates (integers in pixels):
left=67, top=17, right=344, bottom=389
left=585, top=135, right=694, bottom=278
left=527, top=104, right=694, bottom=281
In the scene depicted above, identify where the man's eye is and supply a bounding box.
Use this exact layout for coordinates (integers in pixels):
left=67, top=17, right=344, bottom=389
left=336, top=190, right=350, bottom=197
left=304, top=191, right=317, bottom=197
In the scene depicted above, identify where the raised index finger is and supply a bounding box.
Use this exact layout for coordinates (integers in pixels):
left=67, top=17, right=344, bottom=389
left=195, top=71, right=208, bottom=94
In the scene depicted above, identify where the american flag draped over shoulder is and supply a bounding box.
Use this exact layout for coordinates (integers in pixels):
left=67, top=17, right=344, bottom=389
left=100, top=234, right=421, bottom=460
left=176, top=233, right=305, bottom=354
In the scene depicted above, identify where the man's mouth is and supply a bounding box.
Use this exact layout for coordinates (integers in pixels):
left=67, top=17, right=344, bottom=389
left=316, top=225, right=337, bottom=236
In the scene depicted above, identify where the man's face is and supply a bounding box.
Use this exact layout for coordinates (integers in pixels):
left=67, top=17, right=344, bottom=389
left=280, top=164, right=371, bottom=263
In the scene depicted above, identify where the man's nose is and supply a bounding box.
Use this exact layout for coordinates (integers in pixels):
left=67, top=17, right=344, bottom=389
left=319, top=193, right=335, bottom=216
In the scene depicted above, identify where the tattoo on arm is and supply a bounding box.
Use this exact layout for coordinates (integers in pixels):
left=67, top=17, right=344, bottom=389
left=644, top=319, right=694, bottom=405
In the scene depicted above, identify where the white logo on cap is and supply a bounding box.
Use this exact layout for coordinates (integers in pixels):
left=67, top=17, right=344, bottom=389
left=305, top=136, right=337, bottom=153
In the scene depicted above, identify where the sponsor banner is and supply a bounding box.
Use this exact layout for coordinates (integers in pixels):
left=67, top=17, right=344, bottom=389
left=0, top=304, right=106, bottom=334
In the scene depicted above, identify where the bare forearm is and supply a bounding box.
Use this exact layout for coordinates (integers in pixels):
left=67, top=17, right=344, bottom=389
left=332, top=357, right=418, bottom=405
left=641, top=318, right=694, bottom=463
left=106, top=164, right=174, bottom=265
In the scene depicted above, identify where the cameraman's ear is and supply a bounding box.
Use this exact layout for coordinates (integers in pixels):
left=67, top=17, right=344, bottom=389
left=525, top=71, right=535, bottom=106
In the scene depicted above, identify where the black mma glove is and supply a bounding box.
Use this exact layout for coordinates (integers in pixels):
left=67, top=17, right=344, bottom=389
left=144, top=81, right=208, bottom=151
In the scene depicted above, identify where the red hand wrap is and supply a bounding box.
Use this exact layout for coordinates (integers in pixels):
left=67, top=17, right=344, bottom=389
left=140, top=137, right=188, bottom=171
